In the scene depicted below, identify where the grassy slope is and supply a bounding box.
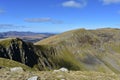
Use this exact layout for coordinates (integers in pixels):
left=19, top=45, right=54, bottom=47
left=0, top=38, right=23, bottom=48
left=0, top=38, right=13, bottom=47
left=0, top=58, right=32, bottom=70
left=36, top=45, right=85, bottom=70
left=35, top=28, right=120, bottom=73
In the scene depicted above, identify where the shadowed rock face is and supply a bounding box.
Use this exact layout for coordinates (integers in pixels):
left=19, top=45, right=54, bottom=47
left=0, top=38, right=58, bottom=70
left=0, top=38, right=38, bottom=67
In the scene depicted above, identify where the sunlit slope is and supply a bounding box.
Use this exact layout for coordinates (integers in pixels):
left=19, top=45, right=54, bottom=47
left=0, top=58, right=32, bottom=70
left=35, top=28, right=120, bottom=73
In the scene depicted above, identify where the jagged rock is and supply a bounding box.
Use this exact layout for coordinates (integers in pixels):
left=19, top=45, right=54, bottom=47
left=27, top=76, right=39, bottom=80
left=53, top=67, right=69, bottom=73
left=0, top=38, right=38, bottom=67
left=10, top=67, right=24, bottom=72
left=59, top=67, right=68, bottom=72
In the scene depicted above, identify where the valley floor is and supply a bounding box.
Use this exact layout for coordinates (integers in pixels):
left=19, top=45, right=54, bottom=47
left=0, top=68, right=120, bottom=80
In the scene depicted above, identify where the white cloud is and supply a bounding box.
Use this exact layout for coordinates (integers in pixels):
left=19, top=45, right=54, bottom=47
left=101, top=0, right=120, bottom=5
left=24, top=18, right=63, bottom=24
left=62, top=0, right=87, bottom=8
left=0, top=24, right=24, bottom=29
left=0, top=24, right=13, bottom=27
left=24, top=18, right=52, bottom=22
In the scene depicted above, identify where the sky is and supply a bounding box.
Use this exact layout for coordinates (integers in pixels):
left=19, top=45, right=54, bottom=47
left=0, top=0, right=120, bottom=33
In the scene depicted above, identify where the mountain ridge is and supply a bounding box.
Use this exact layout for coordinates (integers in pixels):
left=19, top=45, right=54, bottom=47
left=0, top=31, right=55, bottom=43
left=1, top=28, right=120, bottom=73
left=35, top=28, right=120, bottom=73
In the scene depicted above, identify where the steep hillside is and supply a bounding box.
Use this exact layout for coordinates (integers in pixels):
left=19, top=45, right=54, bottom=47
left=1, top=28, right=120, bottom=73
left=0, top=38, right=38, bottom=67
left=0, top=38, right=73, bottom=71
left=35, top=28, right=120, bottom=73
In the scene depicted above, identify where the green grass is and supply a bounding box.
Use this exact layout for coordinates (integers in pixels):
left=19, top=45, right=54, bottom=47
left=0, top=38, right=12, bottom=47
left=0, top=58, right=33, bottom=71
left=0, top=38, right=23, bottom=48
left=52, top=50, right=83, bottom=70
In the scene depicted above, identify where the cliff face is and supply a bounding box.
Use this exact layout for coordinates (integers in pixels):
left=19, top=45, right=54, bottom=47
left=0, top=38, right=60, bottom=70
left=0, top=38, right=38, bottom=67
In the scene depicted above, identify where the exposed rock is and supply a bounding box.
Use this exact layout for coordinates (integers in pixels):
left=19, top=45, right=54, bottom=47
left=10, top=67, right=24, bottom=72
left=59, top=67, right=68, bottom=72
left=0, top=38, right=38, bottom=67
left=53, top=67, right=69, bottom=73
left=27, top=76, right=39, bottom=80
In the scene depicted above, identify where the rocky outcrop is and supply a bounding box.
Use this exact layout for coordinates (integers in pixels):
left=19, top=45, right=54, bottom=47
left=0, top=38, right=38, bottom=67
left=10, top=67, right=24, bottom=72
left=0, top=38, right=59, bottom=70
left=27, top=76, right=40, bottom=80
left=53, top=67, right=69, bottom=73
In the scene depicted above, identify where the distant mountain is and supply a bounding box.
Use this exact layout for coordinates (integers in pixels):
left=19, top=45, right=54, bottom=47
left=0, top=31, right=55, bottom=36
left=0, top=31, right=55, bottom=42
left=1, top=28, right=120, bottom=73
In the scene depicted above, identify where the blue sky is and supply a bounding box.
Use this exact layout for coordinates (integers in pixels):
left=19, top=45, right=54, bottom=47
left=0, top=0, right=120, bottom=33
